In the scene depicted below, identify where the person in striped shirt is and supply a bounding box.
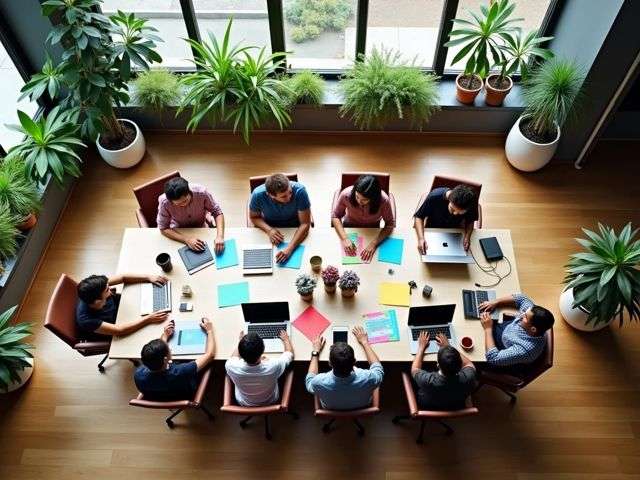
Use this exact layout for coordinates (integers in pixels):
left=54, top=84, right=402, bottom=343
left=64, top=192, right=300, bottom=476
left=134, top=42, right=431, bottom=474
left=479, top=293, right=554, bottom=367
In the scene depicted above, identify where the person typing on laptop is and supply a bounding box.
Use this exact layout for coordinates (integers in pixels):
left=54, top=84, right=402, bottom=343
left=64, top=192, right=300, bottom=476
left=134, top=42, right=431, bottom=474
left=249, top=173, right=311, bottom=264
left=305, top=327, right=384, bottom=410
left=225, top=330, right=294, bottom=406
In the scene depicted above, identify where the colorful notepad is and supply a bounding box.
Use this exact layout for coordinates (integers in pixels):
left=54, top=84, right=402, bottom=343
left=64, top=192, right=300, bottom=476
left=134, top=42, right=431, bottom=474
left=292, top=306, right=331, bottom=341
left=379, top=282, right=410, bottom=307
left=363, top=310, right=400, bottom=344
left=215, top=239, right=239, bottom=269
left=342, top=232, right=367, bottom=264
left=217, top=281, right=249, bottom=308
left=378, top=237, right=404, bottom=265
left=276, top=242, right=305, bottom=269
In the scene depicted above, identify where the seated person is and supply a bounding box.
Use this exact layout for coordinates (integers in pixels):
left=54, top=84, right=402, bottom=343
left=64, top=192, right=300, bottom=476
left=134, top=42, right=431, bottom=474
left=157, top=177, right=225, bottom=254
left=331, top=174, right=396, bottom=262
left=76, top=274, right=168, bottom=341
left=225, top=330, right=294, bottom=407
left=411, top=332, right=476, bottom=410
left=305, top=327, right=384, bottom=410
left=413, top=184, right=478, bottom=254
left=249, top=173, right=311, bottom=263
left=480, top=293, right=554, bottom=367
left=134, top=317, right=215, bottom=401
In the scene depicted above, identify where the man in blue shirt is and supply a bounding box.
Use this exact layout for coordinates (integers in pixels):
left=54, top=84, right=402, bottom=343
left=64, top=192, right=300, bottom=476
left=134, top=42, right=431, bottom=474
left=479, top=293, right=554, bottom=367
left=249, top=173, right=312, bottom=263
left=134, top=317, right=216, bottom=401
left=305, top=326, right=384, bottom=410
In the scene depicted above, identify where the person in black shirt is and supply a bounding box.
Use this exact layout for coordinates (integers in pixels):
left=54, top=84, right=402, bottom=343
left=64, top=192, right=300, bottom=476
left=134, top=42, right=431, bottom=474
left=413, top=185, right=479, bottom=255
left=411, top=332, right=476, bottom=411
left=75, top=273, right=168, bottom=341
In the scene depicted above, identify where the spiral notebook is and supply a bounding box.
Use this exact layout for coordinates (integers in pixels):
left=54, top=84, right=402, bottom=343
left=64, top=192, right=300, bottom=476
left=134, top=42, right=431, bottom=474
left=178, top=243, right=214, bottom=275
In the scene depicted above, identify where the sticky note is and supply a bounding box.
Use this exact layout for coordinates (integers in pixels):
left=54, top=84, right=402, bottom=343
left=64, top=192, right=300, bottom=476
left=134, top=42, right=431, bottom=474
left=217, top=281, right=249, bottom=308
left=379, top=282, right=410, bottom=307
left=342, top=232, right=367, bottom=264
left=378, top=237, right=404, bottom=265
left=276, top=242, right=305, bottom=269
left=292, top=306, right=331, bottom=341
left=215, top=239, right=239, bottom=269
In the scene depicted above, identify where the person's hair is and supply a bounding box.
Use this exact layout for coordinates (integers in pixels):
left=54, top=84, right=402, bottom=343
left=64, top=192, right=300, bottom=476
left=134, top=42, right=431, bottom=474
left=530, top=305, right=555, bottom=336
left=77, top=275, right=109, bottom=304
left=140, top=339, right=169, bottom=371
left=438, top=345, right=463, bottom=377
left=449, top=185, right=476, bottom=210
left=329, top=342, right=356, bottom=377
left=265, top=173, right=290, bottom=195
left=238, top=332, right=265, bottom=364
left=350, top=175, right=382, bottom=214
left=164, top=177, right=190, bottom=201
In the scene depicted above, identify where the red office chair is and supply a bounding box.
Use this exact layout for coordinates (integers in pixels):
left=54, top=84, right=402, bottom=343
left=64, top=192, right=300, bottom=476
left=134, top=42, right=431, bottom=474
left=313, top=387, right=380, bottom=436
left=133, top=171, right=181, bottom=228
left=393, top=372, right=479, bottom=444
left=129, top=368, right=215, bottom=428
left=44, top=274, right=111, bottom=372
left=413, top=175, right=483, bottom=228
left=330, top=172, right=396, bottom=227
left=246, top=173, right=314, bottom=227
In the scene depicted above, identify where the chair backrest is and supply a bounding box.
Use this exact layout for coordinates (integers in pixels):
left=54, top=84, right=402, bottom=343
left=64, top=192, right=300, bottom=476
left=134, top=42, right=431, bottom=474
left=430, top=175, right=482, bottom=199
left=400, top=372, right=478, bottom=418
left=133, top=171, right=181, bottom=228
left=249, top=173, right=298, bottom=193
left=313, top=388, right=381, bottom=417
left=519, top=328, right=554, bottom=388
left=340, top=172, right=390, bottom=194
left=44, top=274, right=80, bottom=348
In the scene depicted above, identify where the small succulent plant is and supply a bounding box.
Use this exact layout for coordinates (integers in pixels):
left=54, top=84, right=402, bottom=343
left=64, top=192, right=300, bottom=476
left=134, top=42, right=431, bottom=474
left=321, top=265, right=340, bottom=285
left=295, top=273, right=317, bottom=295
left=338, top=270, right=360, bottom=290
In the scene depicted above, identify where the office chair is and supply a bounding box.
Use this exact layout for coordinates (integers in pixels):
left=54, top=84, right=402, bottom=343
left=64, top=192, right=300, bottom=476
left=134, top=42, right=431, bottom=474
left=313, top=387, right=380, bottom=437
left=413, top=175, right=483, bottom=228
left=246, top=173, right=314, bottom=227
left=330, top=172, right=396, bottom=227
left=133, top=171, right=181, bottom=228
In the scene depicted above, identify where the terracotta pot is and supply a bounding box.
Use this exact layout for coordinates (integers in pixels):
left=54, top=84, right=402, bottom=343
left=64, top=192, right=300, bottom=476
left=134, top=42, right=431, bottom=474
left=340, top=288, right=356, bottom=298
left=17, top=213, right=37, bottom=231
left=455, top=74, right=483, bottom=104
left=484, top=74, right=513, bottom=107
left=300, top=292, right=313, bottom=302
left=324, top=283, right=336, bottom=293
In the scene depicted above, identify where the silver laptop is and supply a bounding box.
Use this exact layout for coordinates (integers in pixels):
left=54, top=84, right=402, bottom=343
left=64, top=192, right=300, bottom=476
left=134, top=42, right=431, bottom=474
left=422, top=231, right=473, bottom=264
left=242, top=301, right=291, bottom=353
left=462, top=289, right=499, bottom=320
left=242, top=244, right=273, bottom=275
left=140, top=281, right=172, bottom=315
left=407, top=304, right=457, bottom=354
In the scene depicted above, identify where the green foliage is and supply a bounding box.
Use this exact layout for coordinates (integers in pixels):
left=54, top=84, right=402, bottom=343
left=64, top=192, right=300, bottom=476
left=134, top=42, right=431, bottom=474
left=6, top=107, right=87, bottom=186
left=522, top=58, right=585, bottom=138
left=564, top=223, right=640, bottom=327
left=0, top=203, right=19, bottom=261
left=339, top=49, right=440, bottom=130
left=285, top=0, right=353, bottom=43
left=21, top=1, right=163, bottom=142
left=283, top=70, right=326, bottom=106
left=295, top=273, right=317, bottom=295
left=0, top=306, right=34, bottom=392
left=133, top=69, right=180, bottom=113
left=179, top=19, right=292, bottom=144
left=496, top=29, right=554, bottom=80
left=0, top=161, right=41, bottom=219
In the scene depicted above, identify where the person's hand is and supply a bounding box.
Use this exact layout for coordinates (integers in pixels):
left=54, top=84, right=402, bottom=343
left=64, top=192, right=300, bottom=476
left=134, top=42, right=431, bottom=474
left=352, top=325, right=369, bottom=345
left=480, top=311, right=494, bottom=330
left=279, top=329, right=290, bottom=344
left=361, top=242, right=376, bottom=262
left=148, top=275, right=168, bottom=286
left=186, top=237, right=206, bottom=251
left=463, top=236, right=471, bottom=251
left=312, top=335, right=326, bottom=353
left=163, top=319, right=175, bottom=339
left=200, top=317, right=213, bottom=333
left=417, top=239, right=427, bottom=255
left=343, top=238, right=357, bottom=256
left=146, top=311, right=169, bottom=324
left=417, top=330, right=430, bottom=351
left=275, top=247, right=291, bottom=264
left=435, top=332, right=449, bottom=347
left=268, top=228, right=284, bottom=245
left=479, top=300, right=497, bottom=312
left=214, top=236, right=225, bottom=254
left=238, top=330, right=245, bottom=341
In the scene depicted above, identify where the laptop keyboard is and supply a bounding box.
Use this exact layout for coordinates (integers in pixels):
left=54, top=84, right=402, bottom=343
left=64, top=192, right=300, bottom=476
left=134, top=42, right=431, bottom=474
left=248, top=324, right=287, bottom=339
left=244, top=249, right=272, bottom=269
left=412, top=326, right=451, bottom=340
left=463, top=289, right=489, bottom=318
left=152, top=284, right=170, bottom=311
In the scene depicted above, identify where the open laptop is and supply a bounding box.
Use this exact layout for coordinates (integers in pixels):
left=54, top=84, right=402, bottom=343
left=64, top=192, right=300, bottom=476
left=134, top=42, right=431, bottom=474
left=242, top=244, right=273, bottom=275
left=140, top=281, right=172, bottom=315
left=462, top=289, right=499, bottom=320
left=407, top=304, right=457, bottom=354
left=421, top=231, right=474, bottom=264
left=242, top=301, right=291, bottom=353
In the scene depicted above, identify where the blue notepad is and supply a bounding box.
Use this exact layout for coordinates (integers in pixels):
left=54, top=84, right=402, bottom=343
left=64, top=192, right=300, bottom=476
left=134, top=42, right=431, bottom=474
left=217, top=281, right=250, bottom=308
left=215, top=239, right=239, bottom=269
left=276, top=242, right=305, bottom=269
left=378, top=237, right=404, bottom=265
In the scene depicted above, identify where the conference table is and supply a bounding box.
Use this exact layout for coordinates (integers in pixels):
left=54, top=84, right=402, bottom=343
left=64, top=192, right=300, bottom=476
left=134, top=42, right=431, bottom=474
left=109, top=227, right=521, bottom=362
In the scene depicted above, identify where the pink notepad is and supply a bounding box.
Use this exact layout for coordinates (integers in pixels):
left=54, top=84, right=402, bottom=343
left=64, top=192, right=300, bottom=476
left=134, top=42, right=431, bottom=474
left=292, top=306, right=331, bottom=341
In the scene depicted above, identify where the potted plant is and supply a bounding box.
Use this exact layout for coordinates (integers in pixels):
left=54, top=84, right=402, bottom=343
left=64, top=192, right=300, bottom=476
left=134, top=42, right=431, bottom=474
left=0, top=159, right=41, bottom=231
left=338, top=270, right=360, bottom=298
left=295, top=273, right=317, bottom=302
left=485, top=29, right=554, bottom=106
left=340, top=48, right=440, bottom=130
left=505, top=58, right=585, bottom=171
left=20, top=2, right=163, bottom=168
left=179, top=19, right=292, bottom=144
left=282, top=70, right=326, bottom=107
left=561, top=223, right=640, bottom=332
left=132, top=69, right=181, bottom=120
left=0, top=306, right=34, bottom=393
left=0, top=203, right=19, bottom=261
left=321, top=265, right=340, bottom=293
left=444, top=0, right=521, bottom=104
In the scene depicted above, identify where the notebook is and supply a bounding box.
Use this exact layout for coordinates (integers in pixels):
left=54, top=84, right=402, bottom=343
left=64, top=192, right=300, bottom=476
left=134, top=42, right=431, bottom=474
left=167, top=320, right=207, bottom=355
left=178, top=243, right=214, bottom=275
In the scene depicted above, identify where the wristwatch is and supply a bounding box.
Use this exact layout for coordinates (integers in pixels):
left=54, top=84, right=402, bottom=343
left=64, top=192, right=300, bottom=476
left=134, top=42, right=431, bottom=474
left=311, top=351, right=320, bottom=358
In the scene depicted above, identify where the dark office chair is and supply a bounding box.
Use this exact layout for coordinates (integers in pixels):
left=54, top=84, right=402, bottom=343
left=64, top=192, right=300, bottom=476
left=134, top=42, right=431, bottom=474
left=246, top=173, right=314, bottom=227
left=133, top=171, right=181, bottom=228
left=414, top=175, right=483, bottom=228
left=313, top=387, right=381, bottom=437
left=330, top=172, right=397, bottom=227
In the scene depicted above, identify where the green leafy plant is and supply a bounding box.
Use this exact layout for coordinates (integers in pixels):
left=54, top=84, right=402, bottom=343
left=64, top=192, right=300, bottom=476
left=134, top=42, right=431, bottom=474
left=0, top=306, right=34, bottom=392
left=179, top=19, right=292, bottom=144
left=283, top=70, right=325, bottom=106
left=295, top=273, right=317, bottom=295
left=6, top=107, right=86, bottom=185
left=495, top=29, right=554, bottom=81
left=340, top=48, right=440, bottom=130
left=285, top=0, right=353, bottom=43
left=132, top=69, right=180, bottom=114
left=0, top=161, right=41, bottom=220
left=564, top=223, right=640, bottom=327
left=20, top=1, right=162, bottom=144
left=0, top=203, right=19, bottom=260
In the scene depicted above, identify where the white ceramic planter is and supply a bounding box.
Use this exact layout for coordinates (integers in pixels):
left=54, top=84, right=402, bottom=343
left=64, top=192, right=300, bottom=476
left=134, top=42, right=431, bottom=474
left=4, top=357, right=34, bottom=393
left=505, top=115, right=560, bottom=172
left=96, top=118, right=146, bottom=169
left=559, top=288, right=611, bottom=332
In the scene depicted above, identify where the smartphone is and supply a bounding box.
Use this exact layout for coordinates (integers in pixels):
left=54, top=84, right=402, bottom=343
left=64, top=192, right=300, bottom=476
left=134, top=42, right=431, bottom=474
left=332, top=326, right=349, bottom=344
left=179, top=302, right=193, bottom=312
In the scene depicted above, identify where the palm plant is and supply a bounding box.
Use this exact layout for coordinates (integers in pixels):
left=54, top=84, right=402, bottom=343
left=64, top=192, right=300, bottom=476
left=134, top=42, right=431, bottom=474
left=5, top=107, right=86, bottom=185
left=0, top=162, right=41, bottom=220
left=283, top=70, right=326, bottom=106
left=564, top=223, right=640, bottom=327
left=495, top=29, right=554, bottom=82
left=0, top=203, right=19, bottom=260
left=340, top=48, right=440, bottom=130
left=0, top=306, right=34, bottom=392
left=133, top=69, right=181, bottom=114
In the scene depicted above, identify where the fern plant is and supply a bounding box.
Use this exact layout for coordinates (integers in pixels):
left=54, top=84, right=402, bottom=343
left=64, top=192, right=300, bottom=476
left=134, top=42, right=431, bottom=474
left=0, top=163, right=41, bottom=220
left=0, top=203, right=19, bottom=260
left=133, top=69, right=181, bottom=114
left=0, top=306, right=34, bottom=392
left=283, top=70, right=325, bottom=106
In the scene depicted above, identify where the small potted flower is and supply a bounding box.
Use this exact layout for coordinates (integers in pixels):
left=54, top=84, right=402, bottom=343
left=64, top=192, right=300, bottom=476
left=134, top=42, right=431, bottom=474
left=338, top=270, right=360, bottom=298
left=321, top=265, right=340, bottom=293
left=295, top=273, right=317, bottom=302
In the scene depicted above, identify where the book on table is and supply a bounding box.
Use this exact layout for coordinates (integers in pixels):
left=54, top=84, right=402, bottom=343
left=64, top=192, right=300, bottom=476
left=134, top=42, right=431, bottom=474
left=178, top=243, right=214, bottom=274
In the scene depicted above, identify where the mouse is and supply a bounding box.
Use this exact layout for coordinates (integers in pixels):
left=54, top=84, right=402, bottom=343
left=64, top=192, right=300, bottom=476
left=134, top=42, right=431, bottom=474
left=443, top=242, right=448, bottom=247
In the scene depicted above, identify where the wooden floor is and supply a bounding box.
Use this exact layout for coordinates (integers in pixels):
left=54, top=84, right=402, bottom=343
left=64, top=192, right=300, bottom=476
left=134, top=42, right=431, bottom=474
left=2, top=133, right=640, bottom=480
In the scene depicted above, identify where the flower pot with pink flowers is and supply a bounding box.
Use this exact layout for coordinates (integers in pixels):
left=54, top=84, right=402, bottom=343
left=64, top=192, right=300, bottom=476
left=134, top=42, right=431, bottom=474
left=321, top=265, right=340, bottom=293
left=338, top=270, right=360, bottom=298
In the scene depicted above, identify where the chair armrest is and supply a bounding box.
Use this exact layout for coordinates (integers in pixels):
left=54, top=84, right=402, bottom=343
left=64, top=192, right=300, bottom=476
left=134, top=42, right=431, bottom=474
left=192, top=368, right=212, bottom=406
left=129, top=398, right=191, bottom=409
left=135, top=209, right=150, bottom=228
left=330, top=190, right=340, bottom=227
left=401, top=372, right=419, bottom=416
left=417, top=407, right=479, bottom=419
left=476, top=203, right=483, bottom=229
left=222, top=375, right=235, bottom=407
left=73, top=341, right=110, bottom=355
left=479, top=369, right=524, bottom=390
left=221, top=404, right=283, bottom=415
left=279, top=370, right=294, bottom=411
left=388, top=192, right=397, bottom=228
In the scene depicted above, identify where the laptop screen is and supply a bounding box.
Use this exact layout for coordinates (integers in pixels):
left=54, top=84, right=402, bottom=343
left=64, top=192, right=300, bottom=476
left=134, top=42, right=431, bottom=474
left=407, top=304, right=456, bottom=326
left=242, top=302, right=290, bottom=323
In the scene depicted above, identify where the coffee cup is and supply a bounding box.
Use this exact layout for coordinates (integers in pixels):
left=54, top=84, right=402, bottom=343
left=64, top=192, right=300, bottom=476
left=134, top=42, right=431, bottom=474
left=310, top=255, right=322, bottom=273
left=460, top=336, right=474, bottom=351
left=156, top=253, right=172, bottom=273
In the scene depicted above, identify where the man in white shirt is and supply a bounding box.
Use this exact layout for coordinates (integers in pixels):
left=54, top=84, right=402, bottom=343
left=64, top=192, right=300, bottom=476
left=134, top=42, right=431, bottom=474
left=225, top=330, right=294, bottom=406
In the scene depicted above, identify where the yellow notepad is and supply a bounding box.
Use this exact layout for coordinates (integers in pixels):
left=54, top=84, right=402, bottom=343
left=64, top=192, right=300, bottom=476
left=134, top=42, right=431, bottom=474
left=379, top=282, right=410, bottom=307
